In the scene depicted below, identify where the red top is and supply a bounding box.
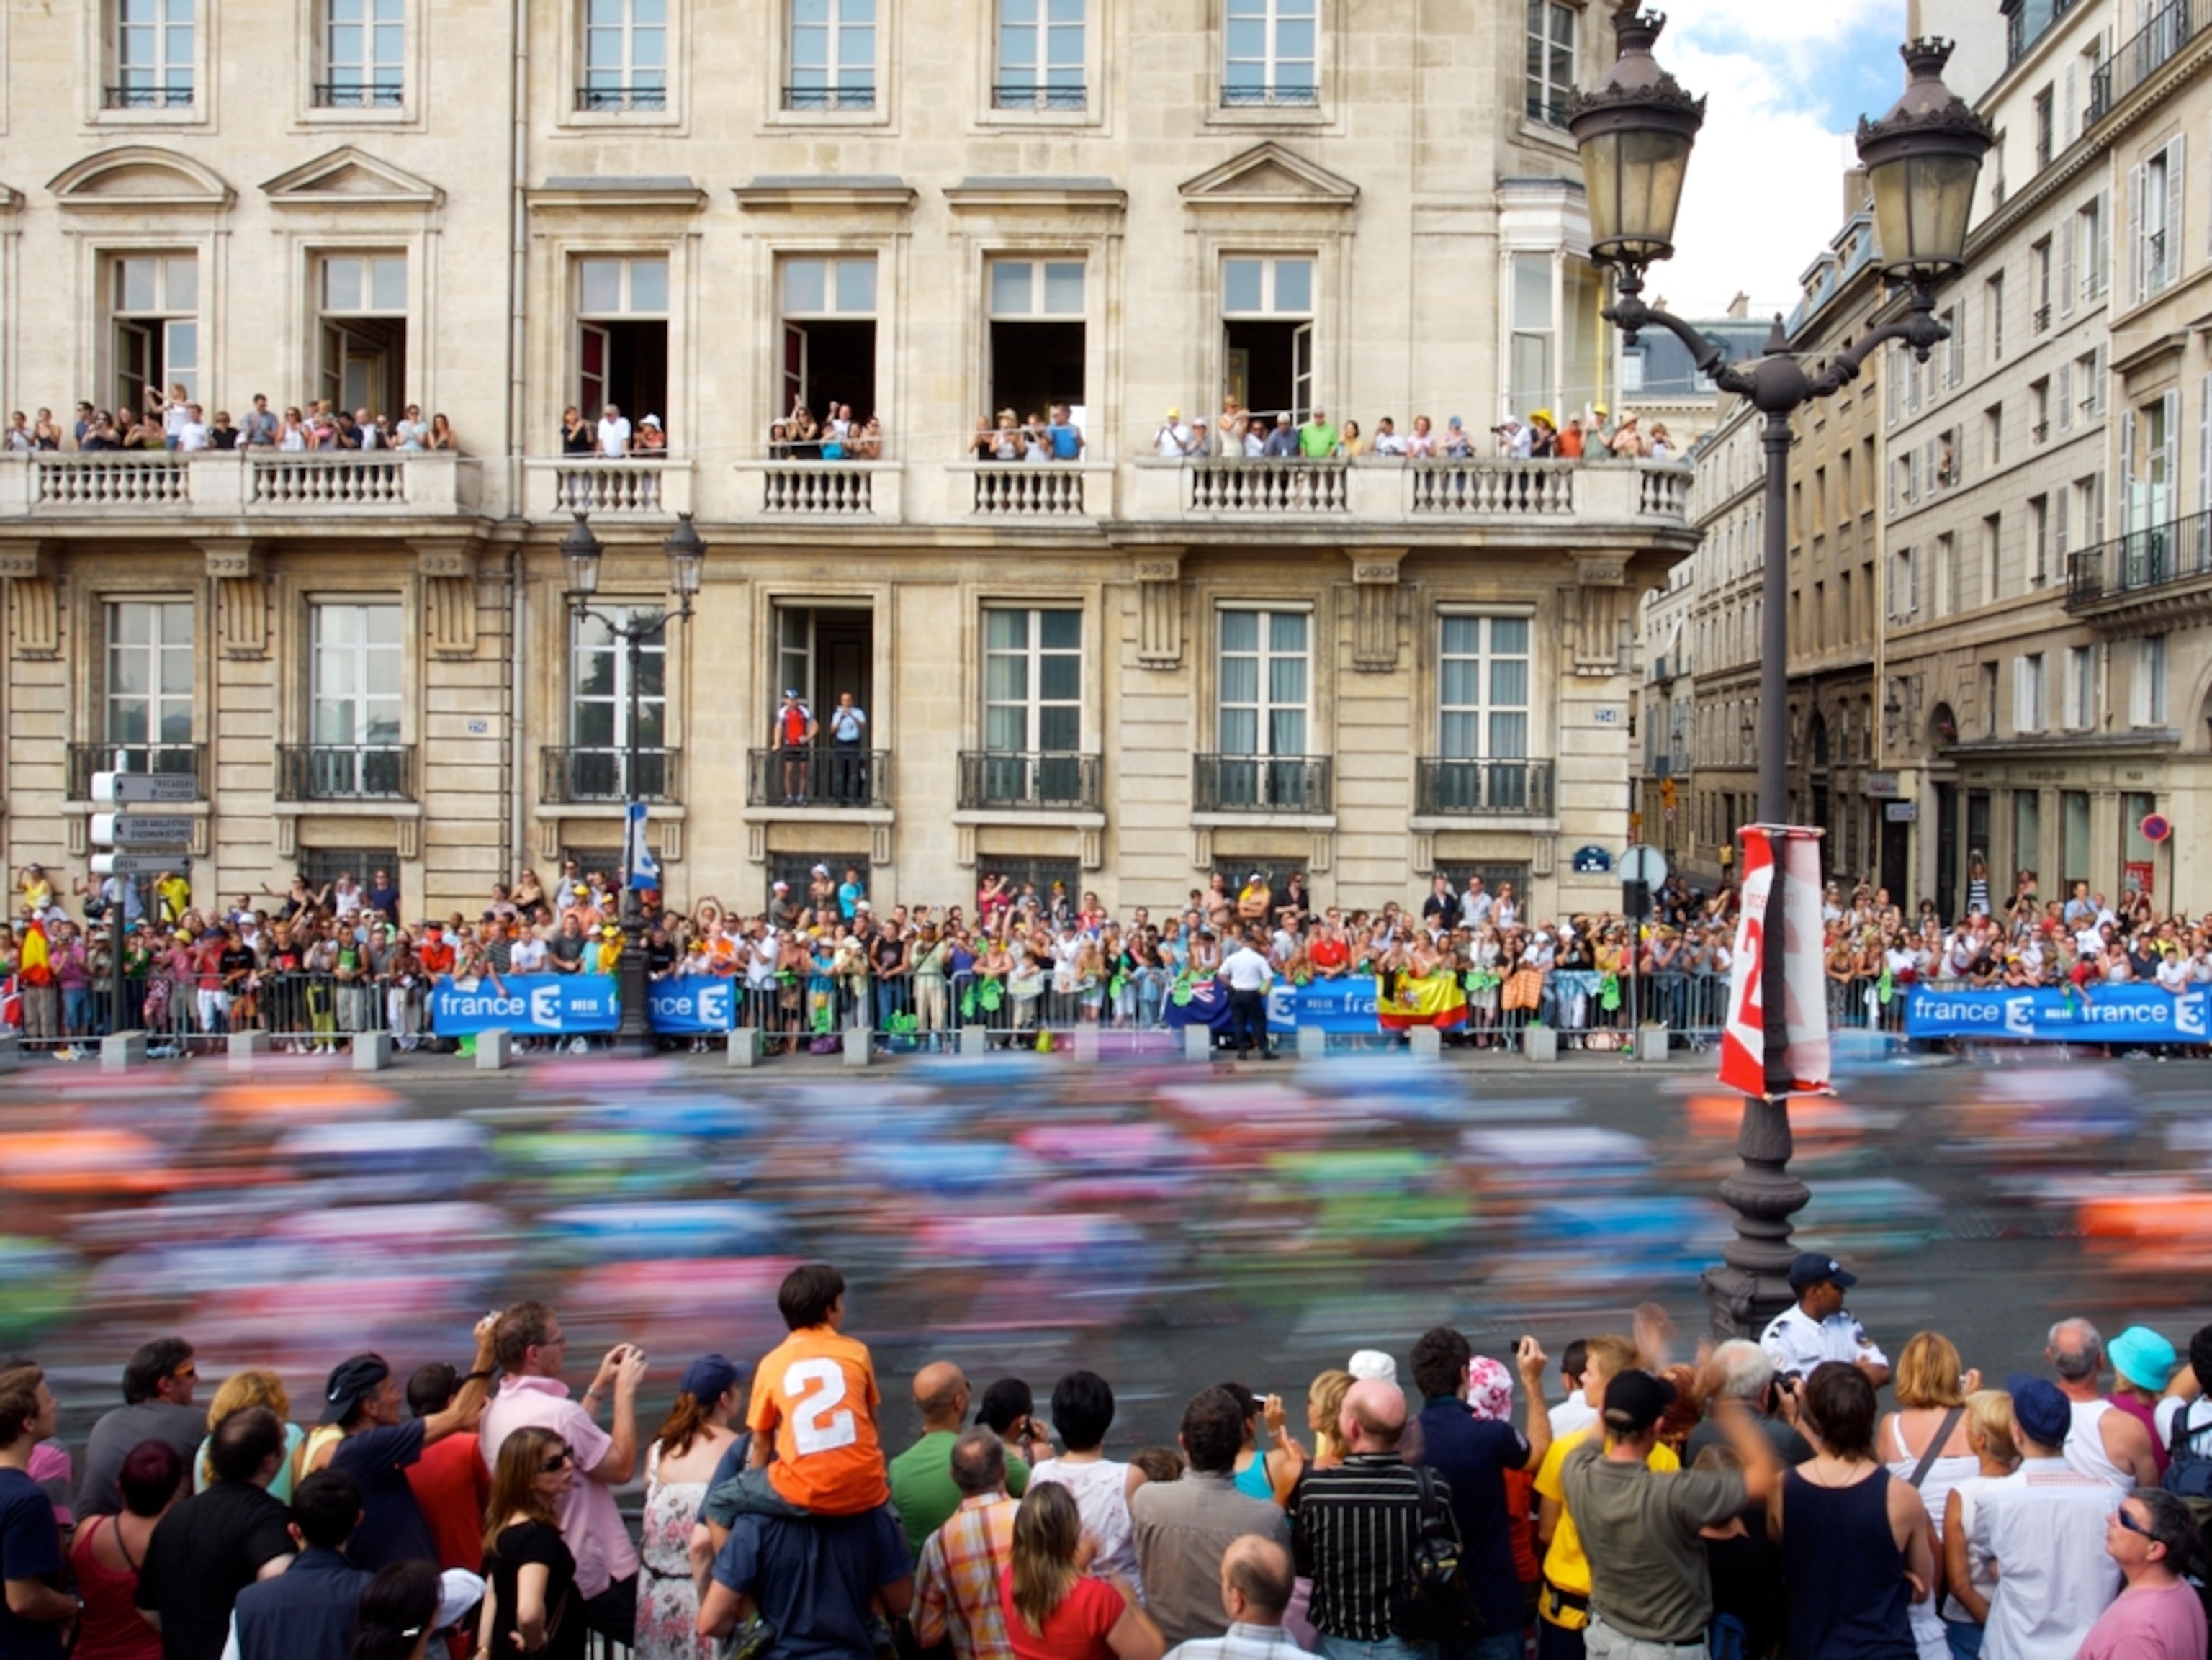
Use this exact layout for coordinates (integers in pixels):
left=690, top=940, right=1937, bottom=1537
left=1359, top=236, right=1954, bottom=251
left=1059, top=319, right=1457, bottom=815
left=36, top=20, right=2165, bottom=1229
left=405, top=1431, right=492, bottom=1573
left=997, top=1566, right=1123, bottom=1660
left=69, top=1515, right=163, bottom=1660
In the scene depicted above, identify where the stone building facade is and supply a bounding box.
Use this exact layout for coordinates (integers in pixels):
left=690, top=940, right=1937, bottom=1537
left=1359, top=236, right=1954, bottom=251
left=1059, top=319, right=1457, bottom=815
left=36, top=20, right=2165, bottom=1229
left=0, top=0, right=1696, bottom=919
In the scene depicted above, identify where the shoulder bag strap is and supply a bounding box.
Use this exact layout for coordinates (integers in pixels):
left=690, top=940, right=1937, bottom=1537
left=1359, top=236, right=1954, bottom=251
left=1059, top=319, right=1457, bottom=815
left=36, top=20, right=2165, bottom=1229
left=1907, top=1407, right=1966, bottom=1489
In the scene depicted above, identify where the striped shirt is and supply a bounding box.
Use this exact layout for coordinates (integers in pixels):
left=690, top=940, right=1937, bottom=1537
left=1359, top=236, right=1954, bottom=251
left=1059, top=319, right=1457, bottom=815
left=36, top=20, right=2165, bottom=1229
left=914, top=1493, right=1020, bottom=1660
left=1287, top=1454, right=1458, bottom=1643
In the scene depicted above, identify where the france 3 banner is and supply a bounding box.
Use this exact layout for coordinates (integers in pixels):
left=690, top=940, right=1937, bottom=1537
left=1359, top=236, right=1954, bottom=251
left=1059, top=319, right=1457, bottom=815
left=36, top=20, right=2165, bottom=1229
left=1159, top=978, right=1387, bottom=1034
left=1905, top=983, right=2212, bottom=1044
left=426, top=974, right=621, bottom=1035
left=1718, top=826, right=1832, bottom=1099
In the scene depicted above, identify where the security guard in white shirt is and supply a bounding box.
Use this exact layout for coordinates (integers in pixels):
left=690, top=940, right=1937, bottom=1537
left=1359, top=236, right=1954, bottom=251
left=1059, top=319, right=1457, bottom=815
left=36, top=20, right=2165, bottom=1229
left=1759, top=1253, right=1892, bottom=1388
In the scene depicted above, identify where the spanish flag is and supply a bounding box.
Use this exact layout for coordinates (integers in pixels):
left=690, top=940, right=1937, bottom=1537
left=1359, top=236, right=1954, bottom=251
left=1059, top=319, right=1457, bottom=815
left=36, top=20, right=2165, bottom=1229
left=17, top=917, right=52, bottom=988
left=1374, top=967, right=1467, bottom=1029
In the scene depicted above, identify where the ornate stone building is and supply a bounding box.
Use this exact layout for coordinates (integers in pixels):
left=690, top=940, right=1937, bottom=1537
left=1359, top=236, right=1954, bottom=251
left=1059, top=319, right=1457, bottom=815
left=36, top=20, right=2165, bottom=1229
left=0, top=0, right=1696, bottom=917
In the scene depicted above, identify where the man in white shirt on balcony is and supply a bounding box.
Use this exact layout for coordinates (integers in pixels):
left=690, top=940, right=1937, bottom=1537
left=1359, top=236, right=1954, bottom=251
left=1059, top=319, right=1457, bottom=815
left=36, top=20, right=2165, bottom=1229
left=597, top=403, right=632, bottom=458
left=176, top=404, right=211, bottom=453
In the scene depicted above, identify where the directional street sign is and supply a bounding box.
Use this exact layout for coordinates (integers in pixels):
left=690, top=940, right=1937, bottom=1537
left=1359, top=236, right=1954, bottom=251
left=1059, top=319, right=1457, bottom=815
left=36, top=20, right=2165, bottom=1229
left=90, top=813, right=195, bottom=847
left=91, top=853, right=192, bottom=877
left=91, top=771, right=197, bottom=806
left=1619, top=844, right=1670, bottom=888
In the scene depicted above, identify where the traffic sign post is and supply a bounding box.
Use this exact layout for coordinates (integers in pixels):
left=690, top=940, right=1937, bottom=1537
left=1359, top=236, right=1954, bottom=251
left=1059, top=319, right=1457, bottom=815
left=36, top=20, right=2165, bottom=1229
left=90, top=772, right=196, bottom=806
left=89, top=854, right=191, bottom=878
left=90, top=768, right=202, bottom=1055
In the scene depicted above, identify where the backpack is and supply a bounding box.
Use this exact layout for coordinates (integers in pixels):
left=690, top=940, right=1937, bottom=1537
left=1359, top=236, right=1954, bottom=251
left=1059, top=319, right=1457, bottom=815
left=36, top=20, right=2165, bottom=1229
left=2163, top=1397, right=2212, bottom=1529
left=1388, top=1466, right=1485, bottom=1650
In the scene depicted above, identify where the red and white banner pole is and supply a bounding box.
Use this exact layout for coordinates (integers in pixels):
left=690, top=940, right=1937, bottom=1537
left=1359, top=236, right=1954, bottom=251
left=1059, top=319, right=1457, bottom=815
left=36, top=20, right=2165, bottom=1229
left=1719, top=825, right=1831, bottom=1099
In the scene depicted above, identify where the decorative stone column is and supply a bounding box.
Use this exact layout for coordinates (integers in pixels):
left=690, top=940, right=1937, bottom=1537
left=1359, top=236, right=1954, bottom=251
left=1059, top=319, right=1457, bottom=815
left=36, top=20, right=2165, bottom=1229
left=1348, top=548, right=1405, bottom=672
left=0, top=541, right=57, bottom=659
left=1564, top=552, right=1632, bottom=676
left=201, top=540, right=266, bottom=659
left=1134, top=551, right=1184, bottom=668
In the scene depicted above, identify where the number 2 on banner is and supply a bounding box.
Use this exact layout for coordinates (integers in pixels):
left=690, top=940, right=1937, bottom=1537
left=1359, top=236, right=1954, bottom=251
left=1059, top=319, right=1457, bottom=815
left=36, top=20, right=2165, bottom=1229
left=784, top=1358, right=856, bottom=1455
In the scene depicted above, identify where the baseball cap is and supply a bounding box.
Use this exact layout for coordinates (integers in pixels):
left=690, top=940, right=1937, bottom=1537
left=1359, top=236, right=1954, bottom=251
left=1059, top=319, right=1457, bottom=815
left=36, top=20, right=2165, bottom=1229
left=1600, top=1368, right=1678, bottom=1433
left=320, top=1355, right=392, bottom=1425
left=2108, top=1326, right=2177, bottom=1392
left=1787, top=1252, right=1858, bottom=1291
left=772, top=880, right=790, bottom=893
left=783, top=687, right=801, bottom=698
left=2006, top=1373, right=2072, bottom=1447
left=680, top=1353, right=742, bottom=1404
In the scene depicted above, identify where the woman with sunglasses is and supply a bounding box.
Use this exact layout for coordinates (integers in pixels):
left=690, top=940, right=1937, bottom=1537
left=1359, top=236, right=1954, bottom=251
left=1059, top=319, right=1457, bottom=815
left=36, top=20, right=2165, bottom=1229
left=480, top=1427, right=586, bottom=1660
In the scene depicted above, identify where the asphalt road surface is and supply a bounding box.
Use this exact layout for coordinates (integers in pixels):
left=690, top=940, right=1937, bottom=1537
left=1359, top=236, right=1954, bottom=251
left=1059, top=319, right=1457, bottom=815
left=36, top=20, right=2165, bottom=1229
left=6, top=1046, right=2206, bottom=1453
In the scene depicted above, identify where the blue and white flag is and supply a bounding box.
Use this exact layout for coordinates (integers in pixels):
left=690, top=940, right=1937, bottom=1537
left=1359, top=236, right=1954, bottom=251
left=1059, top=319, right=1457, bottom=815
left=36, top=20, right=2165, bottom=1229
left=626, top=798, right=660, bottom=890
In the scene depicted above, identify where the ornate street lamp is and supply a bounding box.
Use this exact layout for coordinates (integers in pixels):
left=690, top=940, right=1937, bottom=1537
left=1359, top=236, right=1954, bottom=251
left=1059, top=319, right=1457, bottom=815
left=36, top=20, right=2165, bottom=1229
left=1570, top=17, right=1992, bottom=1337
left=561, top=510, right=704, bottom=1055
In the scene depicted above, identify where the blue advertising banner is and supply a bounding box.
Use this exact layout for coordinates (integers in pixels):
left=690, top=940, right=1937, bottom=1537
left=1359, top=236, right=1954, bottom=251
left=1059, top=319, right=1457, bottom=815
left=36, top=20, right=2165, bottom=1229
left=1160, top=979, right=1383, bottom=1034
left=1904, top=983, right=2211, bottom=1044
left=426, top=974, right=621, bottom=1035
left=649, top=977, right=739, bottom=1034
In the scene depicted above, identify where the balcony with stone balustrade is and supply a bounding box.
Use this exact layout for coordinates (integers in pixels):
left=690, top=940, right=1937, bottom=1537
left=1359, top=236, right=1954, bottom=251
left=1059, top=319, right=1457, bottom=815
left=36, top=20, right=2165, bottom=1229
left=0, top=450, right=481, bottom=531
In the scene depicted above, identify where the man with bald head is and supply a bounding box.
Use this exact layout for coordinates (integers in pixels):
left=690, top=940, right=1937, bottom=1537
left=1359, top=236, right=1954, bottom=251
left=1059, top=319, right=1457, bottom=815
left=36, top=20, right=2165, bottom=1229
left=890, top=1361, right=1030, bottom=1555
left=1287, top=1380, right=1455, bottom=1660
left=2046, top=1317, right=2160, bottom=1491
left=1164, top=1535, right=1315, bottom=1660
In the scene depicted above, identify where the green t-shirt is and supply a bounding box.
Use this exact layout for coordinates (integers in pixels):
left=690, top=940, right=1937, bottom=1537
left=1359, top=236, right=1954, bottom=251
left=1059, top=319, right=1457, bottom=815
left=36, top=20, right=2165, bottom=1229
left=887, top=1431, right=1030, bottom=1554
left=1298, top=421, right=1339, bottom=457
left=1557, top=1438, right=1746, bottom=1642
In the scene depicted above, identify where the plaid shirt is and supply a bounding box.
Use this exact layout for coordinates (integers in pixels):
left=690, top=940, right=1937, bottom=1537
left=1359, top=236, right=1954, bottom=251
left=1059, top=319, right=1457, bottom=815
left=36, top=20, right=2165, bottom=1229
left=915, top=1492, right=1020, bottom=1660
left=1164, top=1621, right=1319, bottom=1660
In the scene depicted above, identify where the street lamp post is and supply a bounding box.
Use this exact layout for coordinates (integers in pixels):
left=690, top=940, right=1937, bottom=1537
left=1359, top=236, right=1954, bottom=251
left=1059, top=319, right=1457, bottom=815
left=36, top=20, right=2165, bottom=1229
left=1569, top=15, right=1992, bottom=1336
left=560, top=510, right=706, bottom=1055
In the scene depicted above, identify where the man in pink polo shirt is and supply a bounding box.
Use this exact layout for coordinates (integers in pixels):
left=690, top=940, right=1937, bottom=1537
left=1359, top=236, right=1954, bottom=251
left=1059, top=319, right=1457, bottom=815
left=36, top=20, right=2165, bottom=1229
left=480, top=1299, right=649, bottom=1643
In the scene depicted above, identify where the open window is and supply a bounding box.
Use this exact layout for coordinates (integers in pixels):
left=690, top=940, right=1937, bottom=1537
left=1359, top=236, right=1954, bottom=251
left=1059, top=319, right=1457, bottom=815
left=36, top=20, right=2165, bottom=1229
left=987, top=259, right=1084, bottom=425
left=112, top=255, right=199, bottom=415
left=575, top=256, right=669, bottom=427
left=1221, top=256, right=1312, bottom=424
left=781, top=256, right=877, bottom=426
left=776, top=603, right=875, bottom=726
left=320, top=254, right=407, bottom=418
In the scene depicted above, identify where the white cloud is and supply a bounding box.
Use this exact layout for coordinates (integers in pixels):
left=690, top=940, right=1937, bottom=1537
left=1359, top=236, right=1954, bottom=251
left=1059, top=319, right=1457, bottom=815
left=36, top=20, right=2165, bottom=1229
left=1627, top=0, right=1907, bottom=320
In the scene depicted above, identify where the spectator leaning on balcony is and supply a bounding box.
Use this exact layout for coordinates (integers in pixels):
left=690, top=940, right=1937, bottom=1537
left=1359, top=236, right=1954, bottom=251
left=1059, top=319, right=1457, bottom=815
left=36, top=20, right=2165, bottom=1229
left=1154, top=407, right=1194, bottom=457
left=1297, top=407, right=1338, bottom=458
left=1048, top=403, right=1084, bottom=459
left=636, top=415, right=667, bottom=454
left=598, top=403, right=632, bottom=458
left=1263, top=413, right=1299, bottom=457
left=4, top=411, right=32, bottom=451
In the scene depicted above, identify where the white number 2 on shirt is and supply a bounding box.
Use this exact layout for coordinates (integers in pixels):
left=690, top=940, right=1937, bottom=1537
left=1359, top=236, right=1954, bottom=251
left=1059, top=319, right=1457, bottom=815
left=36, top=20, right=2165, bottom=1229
left=784, top=1358, right=858, bottom=1455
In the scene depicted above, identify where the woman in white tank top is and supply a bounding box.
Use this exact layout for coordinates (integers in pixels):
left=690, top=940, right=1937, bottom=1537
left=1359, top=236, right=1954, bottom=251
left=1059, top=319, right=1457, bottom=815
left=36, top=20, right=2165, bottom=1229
left=1878, top=1334, right=1984, bottom=1660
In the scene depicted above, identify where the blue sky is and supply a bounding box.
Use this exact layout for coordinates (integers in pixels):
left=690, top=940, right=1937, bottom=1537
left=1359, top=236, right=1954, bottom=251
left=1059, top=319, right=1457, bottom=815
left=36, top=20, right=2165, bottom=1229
left=1640, top=1, right=1920, bottom=317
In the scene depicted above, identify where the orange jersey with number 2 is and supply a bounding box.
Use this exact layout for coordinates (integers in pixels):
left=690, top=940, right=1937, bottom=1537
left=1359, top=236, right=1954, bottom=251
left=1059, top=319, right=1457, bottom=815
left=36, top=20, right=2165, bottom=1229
left=747, top=1326, right=890, bottom=1514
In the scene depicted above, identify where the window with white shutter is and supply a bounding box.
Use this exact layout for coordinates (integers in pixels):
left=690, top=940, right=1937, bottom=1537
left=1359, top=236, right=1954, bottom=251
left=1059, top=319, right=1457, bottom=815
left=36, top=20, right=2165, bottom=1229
left=1906, top=448, right=1919, bottom=504
left=2059, top=358, right=2074, bottom=430
left=2162, top=386, right=2182, bottom=526
left=2064, top=61, right=2077, bottom=142
left=2199, top=373, right=2210, bottom=518
left=2060, top=202, right=2077, bottom=317
left=2015, top=653, right=2045, bottom=733
left=2095, top=186, right=2111, bottom=299
left=2121, top=408, right=2136, bottom=532
left=2091, top=343, right=2107, bottom=418
left=2130, top=162, right=2148, bottom=305
left=1946, top=306, right=1964, bottom=387
left=2166, top=137, right=2185, bottom=288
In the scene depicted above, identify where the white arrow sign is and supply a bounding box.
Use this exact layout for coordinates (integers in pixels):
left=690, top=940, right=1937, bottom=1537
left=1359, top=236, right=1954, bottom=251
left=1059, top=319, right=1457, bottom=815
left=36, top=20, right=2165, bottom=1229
left=91, top=854, right=192, bottom=877
left=91, top=772, right=198, bottom=806
left=90, top=813, right=196, bottom=847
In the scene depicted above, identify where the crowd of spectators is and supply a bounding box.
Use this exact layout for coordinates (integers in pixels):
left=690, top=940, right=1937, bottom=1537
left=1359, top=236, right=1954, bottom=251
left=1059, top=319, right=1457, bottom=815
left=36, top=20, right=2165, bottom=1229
left=770, top=398, right=885, bottom=461
left=10, top=844, right=2211, bottom=1057
left=3, top=387, right=458, bottom=456
left=5, top=1265, right=2211, bottom=1660
left=1143, top=400, right=1676, bottom=464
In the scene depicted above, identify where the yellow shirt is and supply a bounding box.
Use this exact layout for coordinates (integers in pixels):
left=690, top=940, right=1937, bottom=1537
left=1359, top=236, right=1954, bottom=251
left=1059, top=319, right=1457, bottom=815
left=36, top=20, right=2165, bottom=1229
left=1532, top=1427, right=1679, bottom=1629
